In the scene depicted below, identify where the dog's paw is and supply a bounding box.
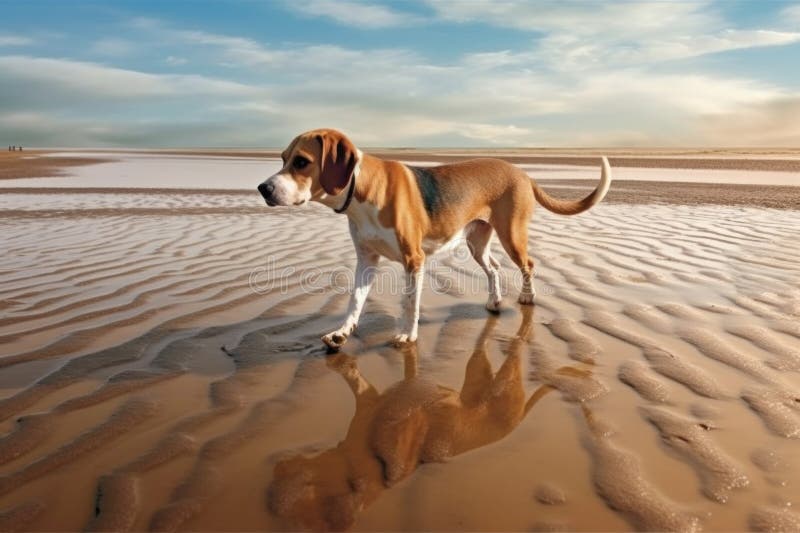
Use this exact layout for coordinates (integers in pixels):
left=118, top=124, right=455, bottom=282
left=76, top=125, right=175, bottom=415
left=485, top=296, right=502, bottom=313
left=391, top=333, right=416, bottom=347
left=518, top=292, right=535, bottom=305
left=321, top=330, right=349, bottom=350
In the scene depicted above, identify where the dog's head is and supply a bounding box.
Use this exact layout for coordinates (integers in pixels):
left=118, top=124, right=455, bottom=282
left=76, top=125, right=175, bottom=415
left=267, top=451, right=371, bottom=531
left=258, top=128, right=359, bottom=207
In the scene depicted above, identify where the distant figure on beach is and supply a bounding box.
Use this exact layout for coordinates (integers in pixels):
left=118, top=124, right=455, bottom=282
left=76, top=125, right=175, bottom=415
left=19, top=146, right=22, bottom=151
left=10, top=146, right=15, bottom=151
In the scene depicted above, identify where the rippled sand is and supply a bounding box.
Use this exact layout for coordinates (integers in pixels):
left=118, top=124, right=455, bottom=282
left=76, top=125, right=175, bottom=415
left=0, top=155, right=799, bottom=531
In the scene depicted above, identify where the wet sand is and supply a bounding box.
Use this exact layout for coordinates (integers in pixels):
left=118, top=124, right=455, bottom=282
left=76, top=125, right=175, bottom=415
left=0, top=153, right=799, bottom=531
left=0, top=151, right=114, bottom=180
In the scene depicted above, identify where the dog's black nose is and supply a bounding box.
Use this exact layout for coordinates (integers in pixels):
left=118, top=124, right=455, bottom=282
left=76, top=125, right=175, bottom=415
left=258, top=182, right=274, bottom=200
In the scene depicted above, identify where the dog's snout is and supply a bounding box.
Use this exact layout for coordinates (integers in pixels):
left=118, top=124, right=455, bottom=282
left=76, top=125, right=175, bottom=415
left=258, top=181, right=275, bottom=200
left=257, top=173, right=308, bottom=207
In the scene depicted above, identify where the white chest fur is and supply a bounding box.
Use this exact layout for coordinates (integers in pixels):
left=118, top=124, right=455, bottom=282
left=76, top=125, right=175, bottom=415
left=347, top=200, right=403, bottom=262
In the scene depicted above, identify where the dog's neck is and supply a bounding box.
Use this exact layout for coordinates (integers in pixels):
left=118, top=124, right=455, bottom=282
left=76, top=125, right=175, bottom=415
left=313, top=151, right=384, bottom=216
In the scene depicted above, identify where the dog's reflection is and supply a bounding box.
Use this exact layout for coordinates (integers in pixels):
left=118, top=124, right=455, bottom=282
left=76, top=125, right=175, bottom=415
left=268, top=307, right=554, bottom=530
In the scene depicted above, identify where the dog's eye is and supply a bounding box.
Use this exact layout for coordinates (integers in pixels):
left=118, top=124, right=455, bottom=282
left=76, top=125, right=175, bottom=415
left=293, top=156, right=309, bottom=170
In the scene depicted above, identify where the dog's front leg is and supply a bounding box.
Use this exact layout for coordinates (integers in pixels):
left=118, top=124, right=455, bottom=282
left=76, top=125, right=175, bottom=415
left=393, top=255, right=425, bottom=345
left=326, top=354, right=378, bottom=400
left=322, top=247, right=379, bottom=349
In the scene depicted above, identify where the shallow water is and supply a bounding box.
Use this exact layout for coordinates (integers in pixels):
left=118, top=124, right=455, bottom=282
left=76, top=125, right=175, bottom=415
left=0, top=164, right=799, bottom=531
left=1, top=152, right=798, bottom=189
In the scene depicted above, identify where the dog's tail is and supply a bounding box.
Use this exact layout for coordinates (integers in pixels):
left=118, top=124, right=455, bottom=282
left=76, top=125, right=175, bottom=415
left=531, top=156, right=612, bottom=215
left=524, top=384, right=555, bottom=415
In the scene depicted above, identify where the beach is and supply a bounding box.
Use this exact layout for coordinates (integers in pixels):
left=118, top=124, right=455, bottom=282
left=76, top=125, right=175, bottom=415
left=0, top=150, right=799, bottom=531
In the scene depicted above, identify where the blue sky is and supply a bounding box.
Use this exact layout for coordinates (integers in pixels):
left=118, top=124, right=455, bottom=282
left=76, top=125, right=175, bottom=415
left=1, top=0, right=799, bottom=147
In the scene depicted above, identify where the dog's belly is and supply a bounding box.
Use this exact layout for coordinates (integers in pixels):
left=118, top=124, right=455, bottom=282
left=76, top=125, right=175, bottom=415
left=357, top=229, right=465, bottom=263
left=361, top=236, right=402, bottom=262
left=422, top=229, right=465, bottom=255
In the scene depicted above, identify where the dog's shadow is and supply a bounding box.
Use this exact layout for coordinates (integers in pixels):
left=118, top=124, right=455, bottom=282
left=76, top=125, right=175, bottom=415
left=266, top=306, right=587, bottom=531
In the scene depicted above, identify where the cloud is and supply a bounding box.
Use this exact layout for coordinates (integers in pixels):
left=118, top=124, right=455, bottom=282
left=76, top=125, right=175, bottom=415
left=130, top=18, right=421, bottom=70
left=427, top=1, right=800, bottom=68
left=165, top=55, right=187, bottom=66
left=426, top=1, right=717, bottom=36
left=572, top=71, right=781, bottom=116
left=284, top=0, right=421, bottom=28
left=0, top=111, right=276, bottom=147
left=2, top=42, right=792, bottom=148
left=89, top=38, right=138, bottom=56
left=700, top=96, right=800, bottom=146
left=565, top=29, right=800, bottom=66
left=172, top=29, right=283, bottom=65
left=0, top=112, right=94, bottom=146
left=0, top=55, right=258, bottom=101
left=0, top=54, right=266, bottom=145
left=0, top=34, right=34, bottom=47
left=128, top=17, right=284, bottom=66
left=3, top=6, right=799, bottom=148
left=783, top=4, right=800, bottom=23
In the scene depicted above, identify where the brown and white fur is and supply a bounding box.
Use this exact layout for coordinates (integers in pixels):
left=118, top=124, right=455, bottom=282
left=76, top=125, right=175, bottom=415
left=257, top=128, right=611, bottom=349
left=267, top=306, right=561, bottom=531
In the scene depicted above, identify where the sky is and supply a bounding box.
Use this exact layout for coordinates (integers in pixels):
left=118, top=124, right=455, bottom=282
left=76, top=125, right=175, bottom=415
left=1, top=0, right=800, bottom=148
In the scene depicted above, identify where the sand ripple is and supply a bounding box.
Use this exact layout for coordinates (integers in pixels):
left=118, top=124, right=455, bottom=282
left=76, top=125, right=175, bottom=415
left=0, top=191, right=798, bottom=530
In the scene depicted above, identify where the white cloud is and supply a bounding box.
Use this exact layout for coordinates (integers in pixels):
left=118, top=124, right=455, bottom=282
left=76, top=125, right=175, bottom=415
left=783, top=4, right=800, bottom=23
left=0, top=111, right=271, bottom=147
left=285, top=0, right=421, bottom=28
left=132, top=19, right=422, bottom=71
left=0, top=34, right=33, bottom=47
left=90, top=38, right=137, bottom=56
left=571, top=71, right=781, bottom=116
left=427, top=1, right=800, bottom=68
left=165, top=55, right=187, bottom=66
left=2, top=42, right=793, bottom=147
left=0, top=55, right=258, bottom=98
left=127, top=17, right=284, bottom=65
left=427, top=1, right=716, bottom=37
left=575, top=29, right=800, bottom=65
left=3, top=7, right=799, bottom=148
left=173, top=29, right=284, bottom=65
left=700, top=96, right=800, bottom=146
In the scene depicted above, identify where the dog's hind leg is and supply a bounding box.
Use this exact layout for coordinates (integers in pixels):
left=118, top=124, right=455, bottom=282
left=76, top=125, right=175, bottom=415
left=493, top=208, right=535, bottom=305
left=460, top=313, right=498, bottom=406
left=465, top=220, right=502, bottom=312
left=393, top=246, right=425, bottom=345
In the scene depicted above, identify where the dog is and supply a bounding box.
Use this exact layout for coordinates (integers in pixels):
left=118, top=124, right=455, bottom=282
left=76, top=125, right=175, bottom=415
left=267, top=306, right=573, bottom=531
left=257, top=128, right=611, bottom=349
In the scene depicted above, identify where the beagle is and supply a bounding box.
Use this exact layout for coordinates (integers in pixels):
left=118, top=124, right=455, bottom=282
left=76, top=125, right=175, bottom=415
left=257, top=128, right=611, bottom=349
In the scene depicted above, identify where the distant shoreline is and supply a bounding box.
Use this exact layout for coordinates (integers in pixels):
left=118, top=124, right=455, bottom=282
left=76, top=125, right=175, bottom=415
left=22, top=147, right=800, bottom=172
left=1, top=149, right=799, bottom=210
left=2, top=179, right=799, bottom=211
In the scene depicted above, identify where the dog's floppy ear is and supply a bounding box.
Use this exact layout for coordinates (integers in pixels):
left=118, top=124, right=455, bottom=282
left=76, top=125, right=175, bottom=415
left=316, top=132, right=357, bottom=195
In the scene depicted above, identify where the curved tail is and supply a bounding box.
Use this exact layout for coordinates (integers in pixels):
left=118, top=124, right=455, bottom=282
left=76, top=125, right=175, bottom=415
left=532, top=157, right=612, bottom=215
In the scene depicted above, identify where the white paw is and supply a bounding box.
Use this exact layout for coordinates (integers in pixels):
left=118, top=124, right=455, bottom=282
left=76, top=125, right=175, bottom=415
left=485, top=296, right=502, bottom=313
left=392, top=332, right=416, bottom=346
left=518, top=292, right=535, bottom=305
left=321, top=328, right=351, bottom=349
